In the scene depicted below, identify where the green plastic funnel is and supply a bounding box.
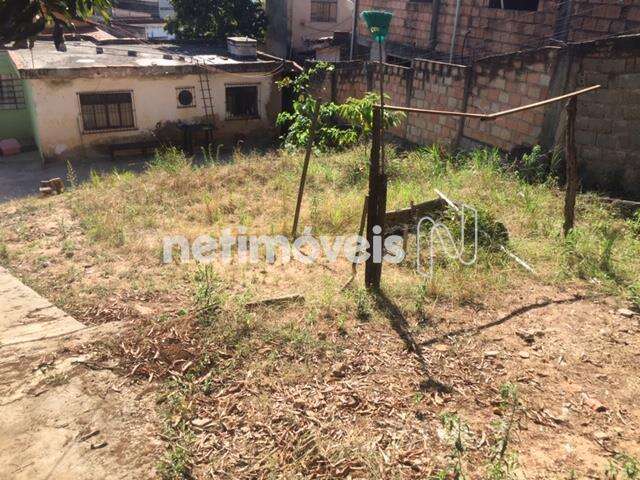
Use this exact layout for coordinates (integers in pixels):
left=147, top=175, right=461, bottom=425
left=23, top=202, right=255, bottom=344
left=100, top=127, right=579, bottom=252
left=361, top=10, right=393, bottom=43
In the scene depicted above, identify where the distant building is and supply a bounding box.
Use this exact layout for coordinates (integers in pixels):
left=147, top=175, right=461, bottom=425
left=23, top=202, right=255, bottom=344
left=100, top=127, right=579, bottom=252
left=107, top=0, right=176, bottom=40
left=2, top=37, right=289, bottom=161
left=266, top=0, right=355, bottom=58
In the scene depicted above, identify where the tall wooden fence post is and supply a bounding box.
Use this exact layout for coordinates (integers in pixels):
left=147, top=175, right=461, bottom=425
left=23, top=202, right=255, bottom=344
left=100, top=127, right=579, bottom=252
left=365, top=106, right=387, bottom=290
left=291, top=101, right=322, bottom=238
left=563, top=96, right=578, bottom=237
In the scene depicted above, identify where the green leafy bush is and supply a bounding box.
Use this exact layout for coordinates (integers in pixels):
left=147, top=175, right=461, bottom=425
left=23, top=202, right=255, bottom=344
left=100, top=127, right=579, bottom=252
left=277, top=63, right=404, bottom=152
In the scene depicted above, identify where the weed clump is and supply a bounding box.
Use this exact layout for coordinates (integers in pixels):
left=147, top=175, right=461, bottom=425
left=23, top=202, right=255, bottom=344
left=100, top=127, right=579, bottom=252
left=150, top=147, right=192, bottom=173
left=194, top=265, right=224, bottom=326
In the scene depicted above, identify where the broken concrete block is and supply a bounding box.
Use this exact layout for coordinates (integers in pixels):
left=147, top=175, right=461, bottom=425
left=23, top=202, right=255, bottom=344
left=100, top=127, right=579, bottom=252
left=39, top=178, right=65, bottom=196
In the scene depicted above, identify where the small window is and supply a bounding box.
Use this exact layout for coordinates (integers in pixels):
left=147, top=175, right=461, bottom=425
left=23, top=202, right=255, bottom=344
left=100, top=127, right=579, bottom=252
left=488, top=0, right=538, bottom=11
left=0, top=75, right=25, bottom=110
left=176, top=87, right=196, bottom=108
left=225, top=85, right=259, bottom=120
left=79, top=91, right=135, bottom=132
left=311, top=0, right=337, bottom=22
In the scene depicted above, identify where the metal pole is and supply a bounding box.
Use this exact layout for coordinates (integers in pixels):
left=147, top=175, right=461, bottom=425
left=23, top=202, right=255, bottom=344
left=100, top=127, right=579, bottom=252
left=349, top=0, right=360, bottom=60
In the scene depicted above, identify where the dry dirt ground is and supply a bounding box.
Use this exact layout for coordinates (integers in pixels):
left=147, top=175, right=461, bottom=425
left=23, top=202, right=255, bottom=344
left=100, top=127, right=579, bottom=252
left=0, top=267, right=159, bottom=479
left=1, top=265, right=638, bottom=478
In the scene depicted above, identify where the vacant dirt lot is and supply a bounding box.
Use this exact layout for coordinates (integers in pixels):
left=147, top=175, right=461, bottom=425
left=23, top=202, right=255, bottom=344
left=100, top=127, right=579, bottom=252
left=0, top=147, right=638, bottom=478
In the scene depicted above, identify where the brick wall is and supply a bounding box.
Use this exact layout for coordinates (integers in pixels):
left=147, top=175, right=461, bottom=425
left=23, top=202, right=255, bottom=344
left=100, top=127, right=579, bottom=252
left=436, top=0, right=557, bottom=59
left=359, top=0, right=434, bottom=50
left=567, top=38, right=640, bottom=199
left=357, top=0, right=640, bottom=60
left=569, top=1, right=640, bottom=43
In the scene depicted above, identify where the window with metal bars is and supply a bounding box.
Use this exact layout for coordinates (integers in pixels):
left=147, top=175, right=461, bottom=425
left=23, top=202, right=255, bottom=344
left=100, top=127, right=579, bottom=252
left=225, top=85, right=259, bottom=120
left=488, top=0, right=539, bottom=11
left=311, top=0, right=337, bottom=22
left=0, top=75, right=26, bottom=110
left=79, top=91, right=135, bottom=132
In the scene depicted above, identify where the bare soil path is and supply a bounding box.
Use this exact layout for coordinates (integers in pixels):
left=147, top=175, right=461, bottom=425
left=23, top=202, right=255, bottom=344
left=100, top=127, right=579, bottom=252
left=0, top=267, right=158, bottom=479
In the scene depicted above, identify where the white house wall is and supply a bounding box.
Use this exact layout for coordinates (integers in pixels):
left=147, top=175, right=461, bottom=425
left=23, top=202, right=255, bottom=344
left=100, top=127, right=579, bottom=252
left=27, top=72, right=279, bottom=159
left=290, top=0, right=354, bottom=51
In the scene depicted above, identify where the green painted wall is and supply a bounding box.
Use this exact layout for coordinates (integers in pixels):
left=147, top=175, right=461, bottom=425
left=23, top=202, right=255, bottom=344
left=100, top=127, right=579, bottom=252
left=0, top=51, right=33, bottom=141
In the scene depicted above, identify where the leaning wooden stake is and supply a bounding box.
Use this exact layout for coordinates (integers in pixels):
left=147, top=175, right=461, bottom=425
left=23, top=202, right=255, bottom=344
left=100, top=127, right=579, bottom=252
left=352, top=195, right=369, bottom=276
left=291, top=101, right=322, bottom=238
left=342, top=195, right=369, bottom=290
left=563, top=97, right=578, bottom=237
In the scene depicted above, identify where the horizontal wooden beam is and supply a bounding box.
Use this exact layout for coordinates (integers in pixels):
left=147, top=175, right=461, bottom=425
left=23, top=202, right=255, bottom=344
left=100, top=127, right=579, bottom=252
left=377, top=104, right=487, bottom=118
left=378, top=84, right=601, bottom=121
left=482, top=84, right=601, bottom=120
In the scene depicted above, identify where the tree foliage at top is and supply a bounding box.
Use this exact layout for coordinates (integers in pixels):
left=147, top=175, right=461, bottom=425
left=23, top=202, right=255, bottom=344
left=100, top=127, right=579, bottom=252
left=166, top=0, right=267, bottom=42
left=0, top=0, right=111, bottom=46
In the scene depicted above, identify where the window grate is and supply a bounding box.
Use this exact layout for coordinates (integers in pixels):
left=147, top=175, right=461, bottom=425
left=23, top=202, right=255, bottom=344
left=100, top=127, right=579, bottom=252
left=79, top=91, right=135, bottom=132
left=311, top=0, right=338, bottom=22
left=488, top=0, right=539, bottom=11
left=225, top=85, right=259, bottom=120
left=0, top=76, right=26, bottom=110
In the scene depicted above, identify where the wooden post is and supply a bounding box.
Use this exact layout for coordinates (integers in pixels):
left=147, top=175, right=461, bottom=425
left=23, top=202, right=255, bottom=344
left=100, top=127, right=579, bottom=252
left=563, top=97, right=578, bottom=237
left=291, top=101, right=321, bottom=238
left=365, top=107, right=387, bottom=290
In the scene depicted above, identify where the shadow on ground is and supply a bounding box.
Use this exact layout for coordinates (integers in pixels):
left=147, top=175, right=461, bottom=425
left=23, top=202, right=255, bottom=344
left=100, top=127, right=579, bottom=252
left=374, top=290, right=453, bottom=394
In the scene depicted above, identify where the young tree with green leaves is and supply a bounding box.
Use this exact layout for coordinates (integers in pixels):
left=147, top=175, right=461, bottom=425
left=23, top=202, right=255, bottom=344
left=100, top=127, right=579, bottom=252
left=166, top=0, right=267, bottom=42
left=277, top=62, right=405, bottom=152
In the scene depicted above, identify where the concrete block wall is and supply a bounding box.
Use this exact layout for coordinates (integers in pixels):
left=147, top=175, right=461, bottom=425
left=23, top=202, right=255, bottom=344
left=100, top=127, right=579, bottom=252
left=309, top=61, right=370, bottom=104
left=314, top=35, right=640, bottom=198
left=568, top=40, right=640, bottom=199
left=407, top=59, right=468, bottom=147
left=312, top=70, right=335, bottom=104
left=463, top=48, right=557, bottom=151
left=368, top=63, right=413, bottom=136
left=335, top=62, right=369, bottom=102
left=321, top=48, right=557, bottom=150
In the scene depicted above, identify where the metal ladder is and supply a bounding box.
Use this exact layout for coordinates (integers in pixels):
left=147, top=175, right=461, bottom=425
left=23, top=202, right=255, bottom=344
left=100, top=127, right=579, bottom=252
left=196, top=58, right=215, bottom=125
